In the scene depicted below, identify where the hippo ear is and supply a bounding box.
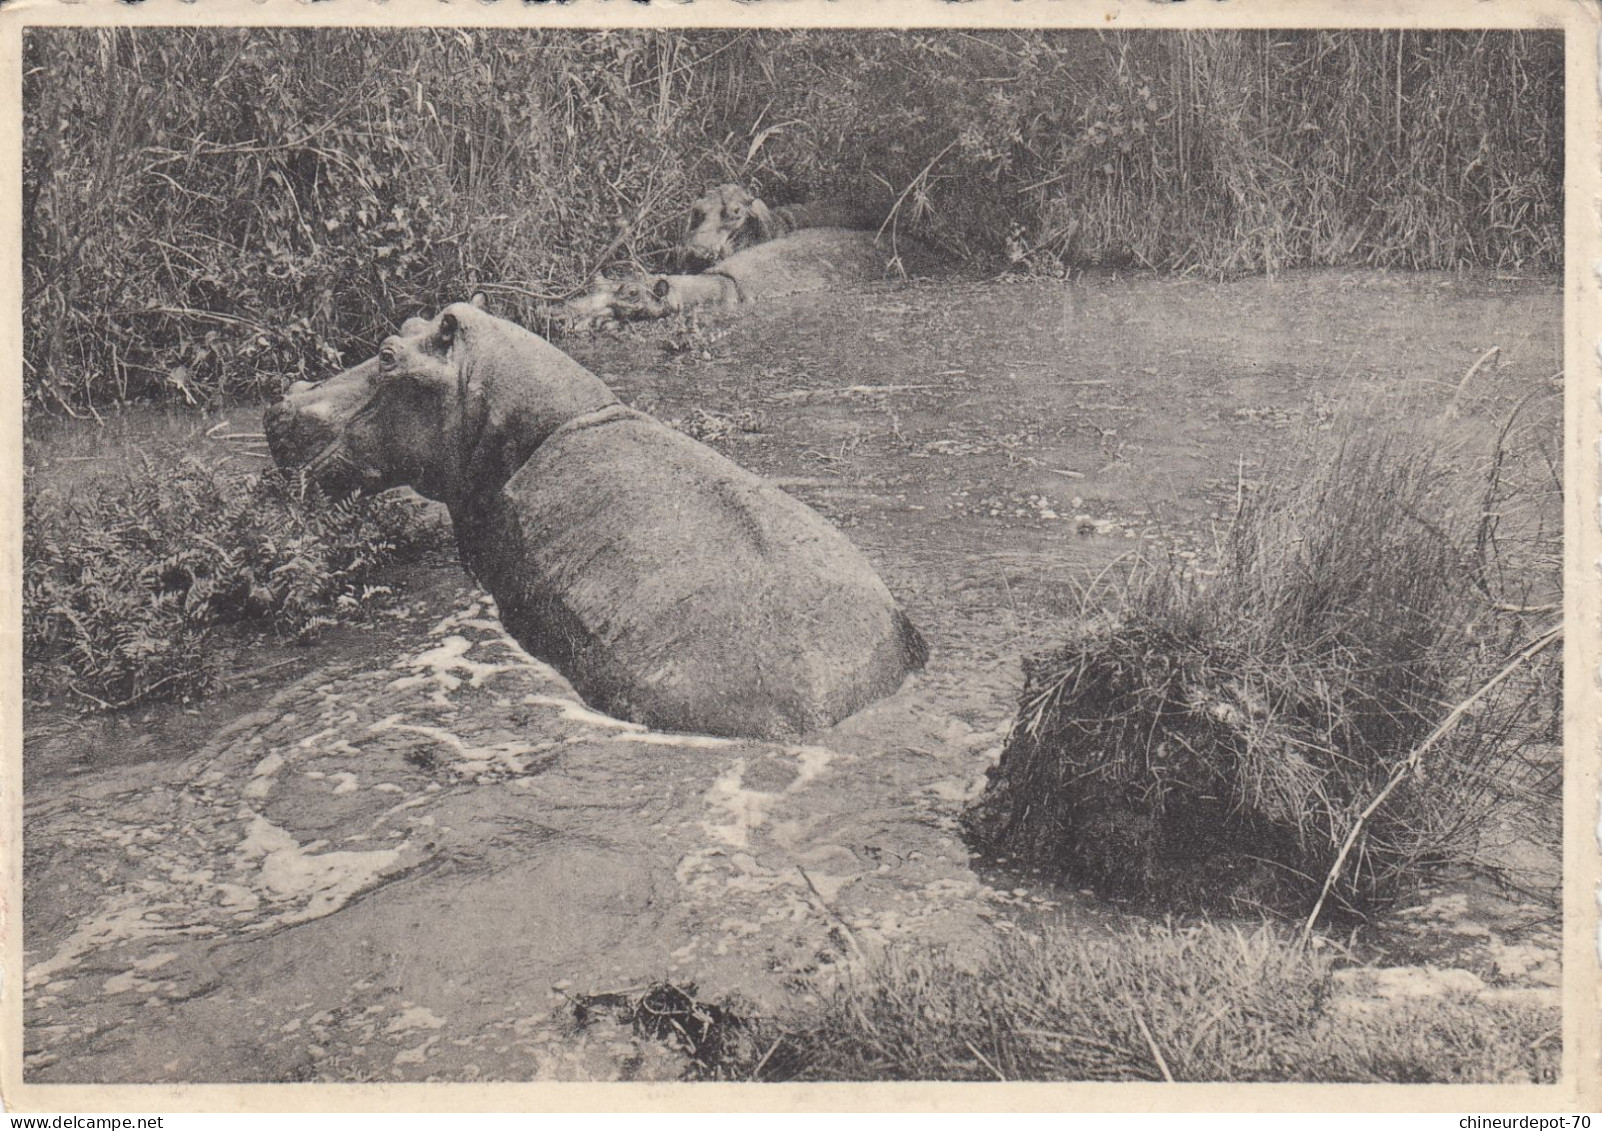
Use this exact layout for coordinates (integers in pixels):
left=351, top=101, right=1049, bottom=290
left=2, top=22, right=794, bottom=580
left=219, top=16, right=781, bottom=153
left=470, top=292, right=488, bottom=310
left=652, top=277, right=671, bottom=299
left=746, top=196, right=774, bottom=238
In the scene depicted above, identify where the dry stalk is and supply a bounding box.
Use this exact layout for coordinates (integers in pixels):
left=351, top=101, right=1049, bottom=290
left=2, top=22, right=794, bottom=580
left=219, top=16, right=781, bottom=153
left=1298, top=620, right=1562, bottom=945
left=795, top=865, right=864, bottom=958
left=1123, top=992, right=1176, bottom=1083
left=1452, top=345, right=1502, bottom=407
left=965, top=1040, right=1009, bottom=1082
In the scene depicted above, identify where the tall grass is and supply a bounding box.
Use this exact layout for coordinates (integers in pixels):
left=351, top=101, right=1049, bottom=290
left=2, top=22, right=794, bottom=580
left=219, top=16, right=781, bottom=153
left=24, top=29, right=1562, bottom=413
left=966, top=425, right=1561, bottom=918
left=766, top=922, right=1558, bottom=1083
left=23, top=29, right=738, bottom=411
left=572, top=922, right=1558, bottom=1083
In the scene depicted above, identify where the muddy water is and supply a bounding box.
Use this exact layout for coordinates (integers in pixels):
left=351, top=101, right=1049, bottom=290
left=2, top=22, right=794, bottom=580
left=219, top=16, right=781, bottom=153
left=26, top=404, right=276, bottom=501
left=23, top=269, right=1563, bottom=1082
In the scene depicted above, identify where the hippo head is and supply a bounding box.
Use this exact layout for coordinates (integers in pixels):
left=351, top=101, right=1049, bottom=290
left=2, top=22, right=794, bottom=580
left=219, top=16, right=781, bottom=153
left=556, top=277, right=620, bottom=328
left=265, top=299, right=618, bottom=511
left=680, top=184, right=772, bottom=267
left=606, top=275, right=677, bottom=322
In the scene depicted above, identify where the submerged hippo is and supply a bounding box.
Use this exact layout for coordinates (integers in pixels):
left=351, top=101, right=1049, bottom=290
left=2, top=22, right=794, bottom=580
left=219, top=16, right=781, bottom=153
left=610, top=227, right=941, bottom=322
left=264, top=299, right=927, bottom=738
left=680, top=183, right=884, bottom=267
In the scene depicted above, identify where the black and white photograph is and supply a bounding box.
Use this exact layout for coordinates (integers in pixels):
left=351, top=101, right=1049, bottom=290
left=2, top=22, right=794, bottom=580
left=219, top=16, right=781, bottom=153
left=5, top=0, right=1596, bottom=1111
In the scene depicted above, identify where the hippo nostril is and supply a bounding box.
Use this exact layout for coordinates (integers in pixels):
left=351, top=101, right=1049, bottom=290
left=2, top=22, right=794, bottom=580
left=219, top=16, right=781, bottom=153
left=286, top=380, right=316, bottom=396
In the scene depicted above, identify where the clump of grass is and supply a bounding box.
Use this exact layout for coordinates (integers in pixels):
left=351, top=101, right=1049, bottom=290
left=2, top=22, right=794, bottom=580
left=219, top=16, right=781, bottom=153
left=966, top=427, right=1559, bottom=918
left=24, top=456, right=437, bottom=711
left=763, top=921, right=1557, bottom=1083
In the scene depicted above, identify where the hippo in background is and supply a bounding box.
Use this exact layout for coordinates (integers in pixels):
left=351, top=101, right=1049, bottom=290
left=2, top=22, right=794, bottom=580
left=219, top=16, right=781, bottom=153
left=679, top=183, right=885, bottom=267
left=549, top=187, right=912, bottom=330
left=264, top=298, right=927, bottom=738
left=607, top=227, right=944, bottom=322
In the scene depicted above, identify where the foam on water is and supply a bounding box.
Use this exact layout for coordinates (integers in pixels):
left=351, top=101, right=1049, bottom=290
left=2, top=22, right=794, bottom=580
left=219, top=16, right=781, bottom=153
left=234, top=813, right=405, bottom=925
left=522, top=693, right=645, bottom=732
left=26, top=902, right=205, bottom=989
left=367, top=715, right=546, bottom=777
left=102, top=951, right=178, bottom=996
left=385, top=1004, right=447, bottom=1034
left=390, top=635, right=530, bottom=707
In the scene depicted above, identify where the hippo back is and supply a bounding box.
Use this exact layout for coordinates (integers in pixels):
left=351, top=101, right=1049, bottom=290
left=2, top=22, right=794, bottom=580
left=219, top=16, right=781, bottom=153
left=711, top=228, right=942, bottom=302
left=461, top=404, right=926, bottom=737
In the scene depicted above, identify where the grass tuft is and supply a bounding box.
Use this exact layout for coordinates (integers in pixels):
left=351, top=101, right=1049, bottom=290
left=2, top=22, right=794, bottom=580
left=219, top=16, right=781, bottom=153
left=966, top=426, right=1559, bottom=918
left=758, top=922, right=1558, bottom=1083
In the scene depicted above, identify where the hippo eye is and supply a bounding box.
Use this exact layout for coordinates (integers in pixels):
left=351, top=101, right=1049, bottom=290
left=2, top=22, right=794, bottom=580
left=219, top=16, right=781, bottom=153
left=438, top=313, right=458, bottom=346
left=378, top=344, right=399, bottom=369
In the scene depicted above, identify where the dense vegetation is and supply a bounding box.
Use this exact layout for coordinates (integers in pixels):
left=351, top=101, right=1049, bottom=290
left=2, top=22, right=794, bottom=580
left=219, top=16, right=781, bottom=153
left=24, top=28, right=1562, bottom=412
left=24, top=460, right=436, bottom=710
left=780, top=922, right=1557, bottom=1082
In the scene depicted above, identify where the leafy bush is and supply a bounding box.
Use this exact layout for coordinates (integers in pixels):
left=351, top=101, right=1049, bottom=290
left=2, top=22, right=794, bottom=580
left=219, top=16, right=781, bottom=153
left=24, top=29, right=1562, bottom=413
left=966, top=428, right=1561, bottom=919
left=24, top=458, right=435, bottom=710
left=23, top=29, right=729, bottom=411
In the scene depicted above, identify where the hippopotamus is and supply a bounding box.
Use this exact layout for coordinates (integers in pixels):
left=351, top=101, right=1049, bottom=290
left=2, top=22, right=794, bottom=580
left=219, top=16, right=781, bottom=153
left=609, top=228, right=942, bottom=322
left=551, top=276, right=623, bottom=330
left=679, top=183, right=884, bottom=267
left=263, top=298, right=928, bottom=738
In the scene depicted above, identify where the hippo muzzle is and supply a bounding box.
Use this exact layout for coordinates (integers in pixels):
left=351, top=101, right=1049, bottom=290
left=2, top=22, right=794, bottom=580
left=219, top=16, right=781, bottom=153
left=680, top=184, right=769, bottom=268
left=263, top=381, right=322, bottom=466
left=263, top=362, right=388, bottom=498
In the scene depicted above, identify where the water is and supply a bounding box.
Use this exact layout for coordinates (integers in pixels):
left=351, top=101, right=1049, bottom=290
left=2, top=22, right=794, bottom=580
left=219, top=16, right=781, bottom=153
left=25, top=403, right=276, bottom=503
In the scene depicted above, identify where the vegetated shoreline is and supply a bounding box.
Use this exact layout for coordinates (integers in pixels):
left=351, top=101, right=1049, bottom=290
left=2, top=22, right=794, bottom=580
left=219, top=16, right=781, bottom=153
left=25, top=29, right=1560, bottom=415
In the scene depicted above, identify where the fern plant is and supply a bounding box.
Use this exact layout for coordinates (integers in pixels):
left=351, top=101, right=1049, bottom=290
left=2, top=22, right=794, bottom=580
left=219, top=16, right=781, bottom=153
left=25, top=458, right=435, bottom=711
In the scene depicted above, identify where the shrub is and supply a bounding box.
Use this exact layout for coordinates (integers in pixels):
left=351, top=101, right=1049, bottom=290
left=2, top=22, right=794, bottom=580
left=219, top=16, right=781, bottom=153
left=24, top=458, right=436, bottom=710
left=22, top=29, right=747, bottom=412
left=965, top=428, right=1560, bottom=918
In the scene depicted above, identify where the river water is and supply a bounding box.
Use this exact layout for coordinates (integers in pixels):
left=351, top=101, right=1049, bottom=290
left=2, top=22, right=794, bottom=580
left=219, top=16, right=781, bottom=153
left=21, top=270, right=1565, bottom=1082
